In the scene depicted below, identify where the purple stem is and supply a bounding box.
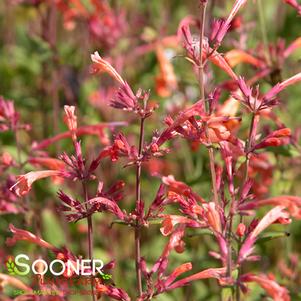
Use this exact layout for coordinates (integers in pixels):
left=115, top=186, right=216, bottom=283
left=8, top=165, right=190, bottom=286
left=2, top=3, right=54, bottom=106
left=82, top=182, right=96, bottom=301
left=134, top=116, right=145, bottom=297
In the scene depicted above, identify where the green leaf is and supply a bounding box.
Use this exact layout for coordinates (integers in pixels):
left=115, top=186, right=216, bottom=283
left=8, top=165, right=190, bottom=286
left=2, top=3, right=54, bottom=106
left=42, top=209, right=66, bottom=246
left=257, top=231, right=290, bottom=244
left=266, top=145, right=300, bottom=157
left=221, top=287, right=233, bottom=301
left=6, top=258, right=16, bottom=275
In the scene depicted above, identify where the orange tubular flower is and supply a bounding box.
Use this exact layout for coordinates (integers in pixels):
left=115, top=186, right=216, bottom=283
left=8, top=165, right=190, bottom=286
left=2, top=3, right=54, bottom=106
left=225, top=49, right=265, bottom=68
left=162, top=175, right=205, bottom=203
left=166, top=267, right=227, bottom=291
left=163, top=262, right=193, bottom=288
left=28, top=157, right=65, bottom=170
left=162, top=175, right=193, bottom=197
left=155, top=44, right=177, bottom=97
left=160, top=215, right=202, bottom=236
left=64, top=105, right=78, bottom=143
left=203, top=202, right=222, bottom=233
left=206, top=49, right=238, bottom=81
left=253, top=128, right=291, bottom=150
left=160, top=224, right=186, bottom=259
left=241, top=273, right=290, bottom=301
left=90, top=51, right=125, bottom=85
left=10, top=170, right=64, bottom=196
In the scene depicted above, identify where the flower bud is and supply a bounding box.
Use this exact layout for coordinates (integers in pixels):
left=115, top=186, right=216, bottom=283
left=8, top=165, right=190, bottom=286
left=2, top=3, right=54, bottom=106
left=236, top=223, right=246, bottom=237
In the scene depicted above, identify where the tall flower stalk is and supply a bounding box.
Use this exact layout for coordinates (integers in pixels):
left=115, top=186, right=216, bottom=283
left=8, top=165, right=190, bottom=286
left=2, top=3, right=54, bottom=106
left=134, top=113, right=146, bottom=297
left=198, top=1, right=219, bottom=206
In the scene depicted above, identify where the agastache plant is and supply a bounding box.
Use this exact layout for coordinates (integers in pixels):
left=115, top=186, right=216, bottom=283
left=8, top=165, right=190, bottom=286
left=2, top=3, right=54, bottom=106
left=1, top=0, right=301, bottom=301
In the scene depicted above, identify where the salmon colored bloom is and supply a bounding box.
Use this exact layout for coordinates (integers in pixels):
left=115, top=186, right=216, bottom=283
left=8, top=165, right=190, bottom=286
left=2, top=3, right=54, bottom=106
left=165, top=267, right=227, bottom=291
left=6, top=224, right=58, bottom=251
left=162, top=175, right=193, bottom=197
left=161, top=224, right=186, bottom=258
left=207, top=49, right=238, bottom=80
left=90, top=51, right=125, bottom=85
left=163, top=263, right=193, bottom=288
left=225, top=49, right=264, bottom=68
left=28, top=157, right=65, bottom=170
left=10, top=170, right=64, bottom=196
left=160, top=215, right=201, bottom=236
left=158, top=99, right=241, bottom=148
left=240, top=273, right=290, bottom=301
left=238, top=206, right=290, bottom=263
left=63, top=105, right=78, bottom=144
left=203, top=202, right=222, bottom=233
left=252, top=128, right=291, bottom=151
left=155, top=45, right=177, bottom=97
left=264, top=72, right=301, bottom=101
left=64, top=105, right=77, bottom=131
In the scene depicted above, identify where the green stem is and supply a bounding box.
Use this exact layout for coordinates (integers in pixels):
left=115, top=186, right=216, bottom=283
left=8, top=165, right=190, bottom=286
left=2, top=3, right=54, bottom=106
left=257, top=0, right=272, bottom=66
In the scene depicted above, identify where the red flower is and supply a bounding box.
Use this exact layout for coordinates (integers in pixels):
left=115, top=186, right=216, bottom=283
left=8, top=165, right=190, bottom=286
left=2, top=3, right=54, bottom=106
left=252, top=128, right=291, bottom=151
left=240, top=273, right=290, bottom=301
